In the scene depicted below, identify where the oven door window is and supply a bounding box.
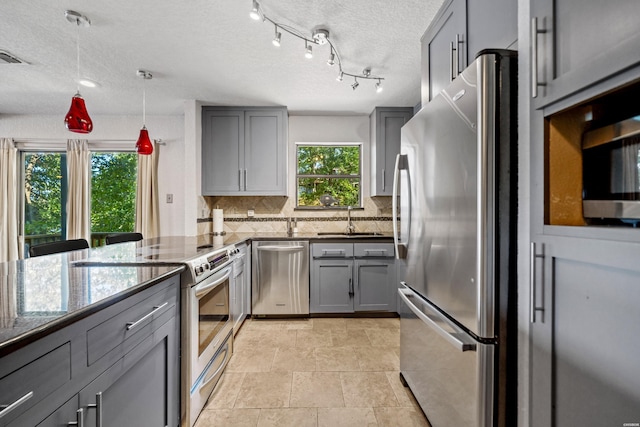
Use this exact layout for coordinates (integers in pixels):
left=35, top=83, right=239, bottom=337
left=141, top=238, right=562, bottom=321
left=198, top=279, right=229, bottom=356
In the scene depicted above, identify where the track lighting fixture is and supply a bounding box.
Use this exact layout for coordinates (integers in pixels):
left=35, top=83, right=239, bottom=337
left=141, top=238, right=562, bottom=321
left=249, top=0, right=384, bottom=92
left=273, top=26, right=281, bottom=46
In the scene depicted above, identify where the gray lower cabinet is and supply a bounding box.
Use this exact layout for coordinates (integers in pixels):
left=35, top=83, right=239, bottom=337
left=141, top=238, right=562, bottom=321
left=231, top=244, right=248, bottom=335
left=2, top=275, right=180, bottom=427
left=370, top=107, right=414, bottom=196
left=201, top=106, right=288, bottom=196
left=310, top=243, right=395, bottom=313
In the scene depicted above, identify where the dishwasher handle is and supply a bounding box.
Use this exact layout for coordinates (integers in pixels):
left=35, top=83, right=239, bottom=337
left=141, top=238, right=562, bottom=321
left=257, top=245, right=305, bottom=252
left=398, top=285, right=476, bottom=352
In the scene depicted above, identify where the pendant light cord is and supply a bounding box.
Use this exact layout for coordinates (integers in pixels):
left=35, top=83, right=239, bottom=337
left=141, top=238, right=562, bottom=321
left=76, top=22, right=80, bottom=93
left=142, top=77, right=146, bottom=126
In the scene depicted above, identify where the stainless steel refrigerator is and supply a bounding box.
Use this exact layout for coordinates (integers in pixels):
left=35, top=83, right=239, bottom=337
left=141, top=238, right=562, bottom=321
left=393, top=50, right=517, bottom=427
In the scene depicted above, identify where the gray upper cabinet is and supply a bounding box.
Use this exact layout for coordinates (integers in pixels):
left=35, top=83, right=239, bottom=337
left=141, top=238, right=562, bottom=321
left=421, top=0, right=517, bottom=104
left=370, top=107, right=413, bottom=197
left=530, top=0, right=640, bottom=108
left=421, top=0, right=467, bottom=105
left=202, top=107, right=288, bottom=196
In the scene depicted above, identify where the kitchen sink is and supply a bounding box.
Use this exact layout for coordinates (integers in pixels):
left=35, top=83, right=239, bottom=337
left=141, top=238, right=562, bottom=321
left=316, top=232, right=383, bottom=237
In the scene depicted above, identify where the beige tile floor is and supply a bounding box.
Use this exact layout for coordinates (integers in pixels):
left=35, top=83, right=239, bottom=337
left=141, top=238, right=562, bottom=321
left=195, top=317, right=431, bottom=427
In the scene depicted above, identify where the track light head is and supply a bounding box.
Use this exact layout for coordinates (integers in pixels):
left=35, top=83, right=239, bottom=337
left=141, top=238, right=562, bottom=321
left=327, top=51, right=335, bottom=66
left=305, top=43, right=313, bottom=59
left=376, top=79, right=383, bottom=93
left=336, top=71, right=344, bottom=82
left=351, top=78, right=359, bottom=90
left=273, top=26, right=281, bottom=46
left=250, top=0, right=261, bottom=20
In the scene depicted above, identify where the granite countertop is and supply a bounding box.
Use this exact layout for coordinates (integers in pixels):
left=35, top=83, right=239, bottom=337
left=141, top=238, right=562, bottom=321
left=0, top=251, right=184, bottom=356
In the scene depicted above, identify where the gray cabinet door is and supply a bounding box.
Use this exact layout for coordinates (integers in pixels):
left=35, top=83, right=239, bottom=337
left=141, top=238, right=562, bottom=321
left=201, top=109, right=243, bottom=195
left=370, top=108, right=413, bottom=196
left=78, top=317, right=179, bottom=427
left=530, top=0, right=640, bottom=107
left=310, top=259, right=354, bottom=313
left=244, top=109, right=287, bottom=195
left=529, top=237, right=640, bottom=427
left=354, top=259, right=396, bottom=312
left=420, top=0, right=467, bottom=104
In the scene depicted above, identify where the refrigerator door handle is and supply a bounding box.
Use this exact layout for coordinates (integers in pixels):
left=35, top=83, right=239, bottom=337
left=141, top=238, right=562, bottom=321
left=392, top=154, right=409, bottom=259
left=398, top=286, right=476, bottom=352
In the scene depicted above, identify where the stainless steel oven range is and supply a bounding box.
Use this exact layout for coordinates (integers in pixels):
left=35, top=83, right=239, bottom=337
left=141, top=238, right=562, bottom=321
left=182, top=245, right=236, bottom=427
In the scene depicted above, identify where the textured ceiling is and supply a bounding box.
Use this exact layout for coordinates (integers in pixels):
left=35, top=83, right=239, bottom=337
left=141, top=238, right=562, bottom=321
left=0, top=0, right=444, bottom=116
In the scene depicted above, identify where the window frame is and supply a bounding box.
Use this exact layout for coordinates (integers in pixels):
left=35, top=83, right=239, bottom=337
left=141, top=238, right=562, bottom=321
left=295, top=141, right=363, bottom=210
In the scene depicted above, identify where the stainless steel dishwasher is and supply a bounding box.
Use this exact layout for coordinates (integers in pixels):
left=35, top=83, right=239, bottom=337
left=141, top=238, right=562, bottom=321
left=252, top=241, right=309, bottom=316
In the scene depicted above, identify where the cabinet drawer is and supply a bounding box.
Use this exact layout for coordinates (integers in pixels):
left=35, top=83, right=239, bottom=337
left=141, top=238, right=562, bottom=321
left=86, top=277, right=178, bottom=366
left=0, top=343, right=71, bottom=424
left=354, top=243, right=394, bottom=258
left=312, top=243, right=353, bottom=258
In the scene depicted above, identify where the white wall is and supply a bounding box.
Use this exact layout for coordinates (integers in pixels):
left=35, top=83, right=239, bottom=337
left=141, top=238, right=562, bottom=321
left=0, top=113, right=188, bottom=236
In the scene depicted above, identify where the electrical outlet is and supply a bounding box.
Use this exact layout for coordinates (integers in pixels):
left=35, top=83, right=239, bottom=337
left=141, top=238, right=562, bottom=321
left=247, top=209, right=254, bottom=217
left=166, top=193, right=173, bottom=203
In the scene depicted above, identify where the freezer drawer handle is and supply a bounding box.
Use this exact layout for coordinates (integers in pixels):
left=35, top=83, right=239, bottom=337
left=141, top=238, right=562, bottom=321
left=398, top=287, right=476, bottom=352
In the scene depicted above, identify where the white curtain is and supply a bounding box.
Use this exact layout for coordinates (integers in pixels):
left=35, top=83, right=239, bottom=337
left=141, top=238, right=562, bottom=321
left=66, top=139, right=91, bottom=242
left=136, top=141, right=160, bottom=238
left=1, top=138, right=19, bottom=262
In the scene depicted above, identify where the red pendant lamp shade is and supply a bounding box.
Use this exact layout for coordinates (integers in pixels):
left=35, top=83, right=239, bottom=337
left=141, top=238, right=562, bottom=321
left=136, top=126, right=153, bottom=155
left=64, top=92, right=93, bottom=133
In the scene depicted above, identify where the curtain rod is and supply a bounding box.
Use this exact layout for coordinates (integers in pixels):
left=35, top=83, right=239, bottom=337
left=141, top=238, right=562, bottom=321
left=12, top=138, right=166, bottom=145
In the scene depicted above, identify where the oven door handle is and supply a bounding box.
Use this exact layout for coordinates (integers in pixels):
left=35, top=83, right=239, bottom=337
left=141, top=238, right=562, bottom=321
left=194, top=267, right=232, bottom=299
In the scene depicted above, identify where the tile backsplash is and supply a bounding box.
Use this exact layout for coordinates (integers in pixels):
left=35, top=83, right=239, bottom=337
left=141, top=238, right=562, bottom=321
left=197, top=196, right=393, bottom=235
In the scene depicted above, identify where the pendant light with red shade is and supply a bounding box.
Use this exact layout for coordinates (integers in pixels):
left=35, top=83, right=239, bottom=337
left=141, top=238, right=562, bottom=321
left=64, top=10, right=93, bottom=134
left=136, top=70, right=153, bottom=155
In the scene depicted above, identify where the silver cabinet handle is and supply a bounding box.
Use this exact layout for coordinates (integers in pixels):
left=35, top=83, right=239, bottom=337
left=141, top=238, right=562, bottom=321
left=348, top=277, right=354, bottom=297
left=531, top=17, right=547, bottom=98
left=68, top=408, right=84, bottom=427
left=87, top=392, right=102, bottom=427
left=126, top=302, right=168, bottom=330
left=530, top=242, right=545, bottom=323
left=363, top=249, right=388, bottom=256
left=0, top=391, right=34, bottom=419
left=322, top=249, right=345, bottom=256
left=455, top=33, right=461, bottom=76
left=450, top=41, right=456, bottom=81
left=381, top=168, right=385, bottom=191
left=244, top=169, right=247, bottom=191
left=238, top=169, right=242, bottom=191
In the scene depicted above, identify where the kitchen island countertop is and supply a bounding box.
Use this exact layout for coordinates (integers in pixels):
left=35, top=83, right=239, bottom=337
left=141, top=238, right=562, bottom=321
left=0, top=252, right=184, bottom=357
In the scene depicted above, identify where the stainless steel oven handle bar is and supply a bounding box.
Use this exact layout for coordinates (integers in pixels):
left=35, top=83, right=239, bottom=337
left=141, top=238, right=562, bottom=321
left=398, top=286, right=476, bottom=352
left=194, top=266, right=232, bottom=299
left=198, top=346, right=230, bottom=393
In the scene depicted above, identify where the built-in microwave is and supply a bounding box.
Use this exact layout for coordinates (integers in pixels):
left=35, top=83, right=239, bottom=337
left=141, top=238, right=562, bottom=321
left=582, top=116, right=640, bottom=223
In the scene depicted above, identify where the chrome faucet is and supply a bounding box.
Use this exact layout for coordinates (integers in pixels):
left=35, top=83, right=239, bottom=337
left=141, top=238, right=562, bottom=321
left=345, top=206, right=356, bottom=234
left=287, top=217, right=293, bottom=236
